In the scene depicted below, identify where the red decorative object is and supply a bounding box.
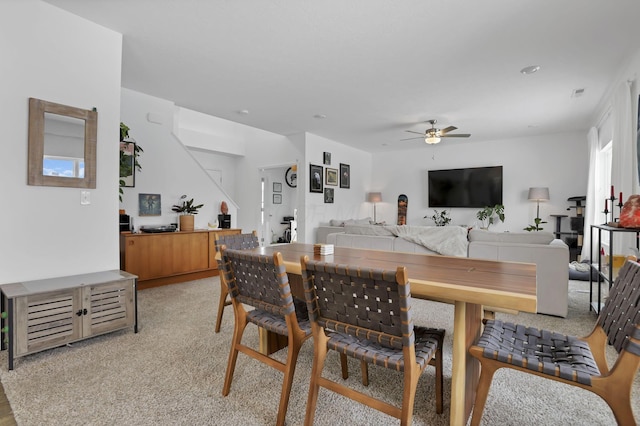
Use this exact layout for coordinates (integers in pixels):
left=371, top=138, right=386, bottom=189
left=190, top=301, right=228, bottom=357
left=619, top=195, right=640, bottom=228
left=220, top=201, right=228, bottom=214
left=620, top=192, right=624, bottom=203
left=611, top=185, right=615, bottom=198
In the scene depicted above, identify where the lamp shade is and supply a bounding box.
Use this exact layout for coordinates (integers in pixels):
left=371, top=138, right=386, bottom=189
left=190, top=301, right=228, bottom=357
left=528, top=187, right=550, bottom=201
left=367, top=192, right=382, bottom=203
left=425, top=136, right=441, bottom=144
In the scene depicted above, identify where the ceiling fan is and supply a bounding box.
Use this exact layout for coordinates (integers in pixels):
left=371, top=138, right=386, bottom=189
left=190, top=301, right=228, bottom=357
left=401, top=119, right=471, bottom=144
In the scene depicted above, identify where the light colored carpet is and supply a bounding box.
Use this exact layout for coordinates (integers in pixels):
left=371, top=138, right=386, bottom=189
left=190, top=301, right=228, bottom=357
left=0, top=278, right=637, bottom=425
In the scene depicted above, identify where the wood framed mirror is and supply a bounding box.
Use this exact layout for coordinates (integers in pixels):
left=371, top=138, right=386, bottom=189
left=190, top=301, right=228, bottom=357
left=28, top=98, right=97, bottom=188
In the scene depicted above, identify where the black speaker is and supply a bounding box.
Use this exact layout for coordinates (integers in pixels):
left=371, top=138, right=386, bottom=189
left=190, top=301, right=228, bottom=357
left=119, top=214, right=130, bottom=232
left=218, top=214, right=231, bottom=229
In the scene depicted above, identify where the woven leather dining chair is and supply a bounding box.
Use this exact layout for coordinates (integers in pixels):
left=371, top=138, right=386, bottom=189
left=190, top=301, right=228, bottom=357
left=469, top=260, right=640, bottom=425
left=213, top=231, right=259, bottom=333
left=300, top=256, right=445, bottom=425
left=219, top=247, right=311, bottom=426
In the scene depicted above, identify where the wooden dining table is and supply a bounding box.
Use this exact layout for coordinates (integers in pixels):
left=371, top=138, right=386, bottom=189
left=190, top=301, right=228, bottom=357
left=246, top=243, right=537, bottom=426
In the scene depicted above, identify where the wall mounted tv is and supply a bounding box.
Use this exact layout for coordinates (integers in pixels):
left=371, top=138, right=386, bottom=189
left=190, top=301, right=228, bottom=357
left=428, top=166, right=503, bottom=208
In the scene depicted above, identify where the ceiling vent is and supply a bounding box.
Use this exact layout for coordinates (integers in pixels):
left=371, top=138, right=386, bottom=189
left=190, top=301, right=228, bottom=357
left=572, top=88, right=586, bottom=98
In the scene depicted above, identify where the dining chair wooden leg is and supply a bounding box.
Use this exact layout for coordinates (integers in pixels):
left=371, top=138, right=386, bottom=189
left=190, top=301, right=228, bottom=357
left=222, top=307, right=248, bottom=396
left=360, top=360, right=369, bottom=386
left=469, top=359, right=499, bottom=426
left=605, top=395, right=636, bottom=425
left=305, top=331, right=329, bottom=426
left=215, top=280, right=229, bottom=333
left=434, top=347, right=443, bottom=414
left=340, top=353, right=348, bottom=379
left=400, top=363, right=420, bottom=426
left=276, top=330, right=306, bottom=426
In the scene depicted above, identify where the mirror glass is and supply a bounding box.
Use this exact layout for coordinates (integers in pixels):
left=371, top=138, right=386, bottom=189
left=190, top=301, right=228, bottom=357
left=28, top=98, right=97, bottom=188
left=43, top=112, right=85, bottom=178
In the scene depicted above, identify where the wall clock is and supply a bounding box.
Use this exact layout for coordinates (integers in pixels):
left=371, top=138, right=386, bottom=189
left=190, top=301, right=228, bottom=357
left=285, top=166, right=297, bottom=188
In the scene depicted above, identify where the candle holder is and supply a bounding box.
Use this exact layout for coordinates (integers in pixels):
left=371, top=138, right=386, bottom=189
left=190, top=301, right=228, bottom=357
left=604, top=195, right=619, bottom=224
left=618, top=199, right=624, bottom=221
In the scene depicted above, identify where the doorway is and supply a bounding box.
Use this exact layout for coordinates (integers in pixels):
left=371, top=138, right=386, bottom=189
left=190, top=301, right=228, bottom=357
left=259, top=164, right=298, bottom=246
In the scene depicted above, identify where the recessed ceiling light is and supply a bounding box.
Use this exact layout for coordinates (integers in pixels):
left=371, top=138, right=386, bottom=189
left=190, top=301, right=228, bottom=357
left=237, top=109, right=250, bottom=115
left=520, top=65, right=541, bottom=75
left=313, top=114, right=327, bottom=119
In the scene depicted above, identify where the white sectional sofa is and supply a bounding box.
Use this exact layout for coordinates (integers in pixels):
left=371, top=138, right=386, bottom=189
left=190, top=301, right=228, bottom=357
left=467, top=229, right=569, bottom=317
left=323, top=224, right=570, bottom=317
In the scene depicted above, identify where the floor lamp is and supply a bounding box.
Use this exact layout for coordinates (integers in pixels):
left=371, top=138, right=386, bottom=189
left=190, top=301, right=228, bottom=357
left=367, top=192, right=382, bottom=224
left=528, top=187, right=550, bottom=231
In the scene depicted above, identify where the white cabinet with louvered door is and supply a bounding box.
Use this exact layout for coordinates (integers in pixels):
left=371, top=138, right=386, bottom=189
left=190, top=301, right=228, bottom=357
left=0, top=270, right=138, bottom=370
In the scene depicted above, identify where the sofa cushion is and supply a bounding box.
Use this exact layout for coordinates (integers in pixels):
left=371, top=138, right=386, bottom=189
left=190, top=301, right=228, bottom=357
left=468, top=229, right=554, bottom=245
left=344, top=224, right=394, bottom=236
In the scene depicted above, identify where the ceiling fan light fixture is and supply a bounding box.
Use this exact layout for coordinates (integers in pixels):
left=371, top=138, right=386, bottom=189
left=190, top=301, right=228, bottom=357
left=425, top=135, right=441, bottom=144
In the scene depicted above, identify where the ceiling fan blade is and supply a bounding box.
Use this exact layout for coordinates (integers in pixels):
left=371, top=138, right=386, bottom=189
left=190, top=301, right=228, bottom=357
left=405, top=130, right=425, bottom=136
left=400, top=136, right=424, bottom=141
left=440, top=126, right=457, bottom=135
left=441, top=133, right=471, bottom=138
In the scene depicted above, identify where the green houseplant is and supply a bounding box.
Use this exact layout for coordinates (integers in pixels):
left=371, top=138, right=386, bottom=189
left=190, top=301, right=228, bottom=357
left=119, top=122, right=144, bottom=202
left=171, top=197, right=204, bottom=232
left=476, top=204, right=505, bottom=230
left=426, top=209, right=451, bottom=226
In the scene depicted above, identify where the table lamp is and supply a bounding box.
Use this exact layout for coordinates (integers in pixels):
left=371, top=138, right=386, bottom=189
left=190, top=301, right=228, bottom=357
left=367, top=192, right=382, bottom=223
left=528, top=187, right=550, bottom=231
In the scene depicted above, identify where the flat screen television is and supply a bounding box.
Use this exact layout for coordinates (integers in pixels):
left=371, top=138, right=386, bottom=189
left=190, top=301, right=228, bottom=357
left=428, top=166, right=503, bottom=208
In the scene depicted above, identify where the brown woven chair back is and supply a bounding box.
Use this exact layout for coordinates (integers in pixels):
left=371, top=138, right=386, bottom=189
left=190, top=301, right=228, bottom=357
left=301, top=259, right=413, bottom=349
left=597, top=260, right=640, bottom=354
left=220, top=247, right=294, bottom=317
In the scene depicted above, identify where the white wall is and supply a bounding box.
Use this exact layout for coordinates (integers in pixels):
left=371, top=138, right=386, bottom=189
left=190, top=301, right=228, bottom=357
left=119, top=89, right=237, bottom=231
left=372, top=131, right=589, bottom=232
left=0, top=1, right=122, bottom=283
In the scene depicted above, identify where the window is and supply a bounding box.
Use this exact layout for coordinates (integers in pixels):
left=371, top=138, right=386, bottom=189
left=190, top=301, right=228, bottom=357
left=43, top=155, right=84, bottom=178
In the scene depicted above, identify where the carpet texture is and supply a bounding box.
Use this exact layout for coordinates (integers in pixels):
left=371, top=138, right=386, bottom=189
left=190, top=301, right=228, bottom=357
left=0, top=278, right=637, bottom=425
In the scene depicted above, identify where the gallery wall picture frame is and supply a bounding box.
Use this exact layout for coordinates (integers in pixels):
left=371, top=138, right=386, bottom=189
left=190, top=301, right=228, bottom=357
left=340, top=163, right=350, bottom=189
left=325, top=168, right=338, bottom=186
left=323, top=151, right=331, bottom=165
left=273, top=193, right=282, bottom=204
left=324, top=188, right=334, bottom=203
left=139, top=193, right=161, bottom=216
left=273, top=182, right=282, bottom=193
left=120, top=142, right=136, bottom=187
left=310, top=164, right=324, bottom=193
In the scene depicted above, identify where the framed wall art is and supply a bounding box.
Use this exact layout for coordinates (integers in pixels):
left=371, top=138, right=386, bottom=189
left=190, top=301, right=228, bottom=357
left=325, top=168, right=338, bottom=186
left=340, top=163, right=350, bottom=189
left=324, top=188, right=334, bottom=203
left=310, top=164, right=323, bottom=193
left=139, top=193, right=161, bottom=216
left=273, top=193, right=282, bottom=204
left=273, top=182, right=282, bottom=193
left=323, top=151, right=331, bottom=165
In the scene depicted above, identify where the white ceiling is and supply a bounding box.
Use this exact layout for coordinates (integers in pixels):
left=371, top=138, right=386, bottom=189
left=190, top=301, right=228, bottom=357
left=46, top=0, right=640, bottom=152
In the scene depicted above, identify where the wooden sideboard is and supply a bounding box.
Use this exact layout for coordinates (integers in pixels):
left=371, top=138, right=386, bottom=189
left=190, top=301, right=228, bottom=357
left=120, top=228, right=241, bottom=289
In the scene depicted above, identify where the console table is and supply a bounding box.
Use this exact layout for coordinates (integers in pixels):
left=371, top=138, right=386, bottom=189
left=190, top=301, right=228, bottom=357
left=0, top=270, right=137, bottom=370
left=589, top=224, right=640, bottom=314
left=120, top=228, right=241, bottom=289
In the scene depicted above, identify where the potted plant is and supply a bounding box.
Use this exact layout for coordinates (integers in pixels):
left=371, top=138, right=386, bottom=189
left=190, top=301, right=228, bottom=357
left=171, top=196, right=204, bottom=232
left=119, top=122, right=144, bottom=202
left=476, top=204, right=505, bottom=230
left=426, top=209, right=451, bottom=226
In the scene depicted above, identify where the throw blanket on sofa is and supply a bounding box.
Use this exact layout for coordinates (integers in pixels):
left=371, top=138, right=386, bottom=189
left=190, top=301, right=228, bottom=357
left=384, top=225, right=469, bottom=257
